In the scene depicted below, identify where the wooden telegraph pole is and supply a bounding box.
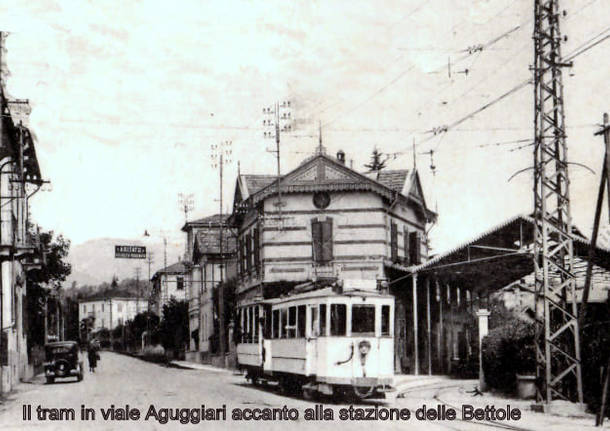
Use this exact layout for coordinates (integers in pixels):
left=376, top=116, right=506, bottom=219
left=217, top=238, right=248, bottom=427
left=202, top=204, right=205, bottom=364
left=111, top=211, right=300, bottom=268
left=211, top=141, right=232, bottom=356
left=579, top=113, right=610, bottom=426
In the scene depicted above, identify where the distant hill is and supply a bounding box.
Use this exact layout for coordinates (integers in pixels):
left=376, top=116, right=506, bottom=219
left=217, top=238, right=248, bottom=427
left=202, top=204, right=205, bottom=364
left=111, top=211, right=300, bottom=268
left=65, top=236, right=185, bottom=288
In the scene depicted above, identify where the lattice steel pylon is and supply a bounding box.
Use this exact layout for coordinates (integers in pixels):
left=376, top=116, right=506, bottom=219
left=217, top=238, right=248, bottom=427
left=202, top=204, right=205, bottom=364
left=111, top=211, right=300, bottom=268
left=532, top=0, right=583, bottom=404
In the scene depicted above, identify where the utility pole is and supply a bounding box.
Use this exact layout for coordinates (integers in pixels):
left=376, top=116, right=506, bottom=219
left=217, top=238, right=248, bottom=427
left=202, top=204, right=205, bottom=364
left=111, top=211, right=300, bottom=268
left=178, top=193, right=194, bottom=223
left=146, top=252, right=154, bottom=308
left=163, top=237, right=167, bottom=308
left=146, top=252, right=154, bottom=336
left=577, top=113, right=610, bottom=425
left=211, top=140, right=232, bottom=355
left=532, top=0, right=582, bottom=404
left=263, top=101, right=292, bottom=229
left=0, top=30, right=4, bottom=396
left=134, top=267, right=142, bottom=313
left=579, top=113, right=610, bottom=327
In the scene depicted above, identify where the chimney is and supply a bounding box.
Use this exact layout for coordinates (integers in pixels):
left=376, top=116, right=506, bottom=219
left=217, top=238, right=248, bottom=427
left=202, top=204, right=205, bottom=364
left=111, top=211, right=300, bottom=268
left=336, top=150, right=346, bottom=165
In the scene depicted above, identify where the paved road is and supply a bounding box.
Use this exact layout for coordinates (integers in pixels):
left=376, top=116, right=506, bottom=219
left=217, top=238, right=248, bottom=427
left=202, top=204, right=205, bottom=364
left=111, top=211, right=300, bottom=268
left=0, top=352, right=591, bottom=431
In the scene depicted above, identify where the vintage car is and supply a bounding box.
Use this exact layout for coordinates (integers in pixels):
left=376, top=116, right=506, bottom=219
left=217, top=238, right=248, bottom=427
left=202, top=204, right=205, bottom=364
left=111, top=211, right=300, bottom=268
left=44, top=341, right=84, bottom=384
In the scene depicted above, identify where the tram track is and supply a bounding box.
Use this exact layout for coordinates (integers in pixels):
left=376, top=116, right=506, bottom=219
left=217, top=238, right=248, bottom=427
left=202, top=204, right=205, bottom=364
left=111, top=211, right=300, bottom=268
left=397, top=383, right=536, bottom=431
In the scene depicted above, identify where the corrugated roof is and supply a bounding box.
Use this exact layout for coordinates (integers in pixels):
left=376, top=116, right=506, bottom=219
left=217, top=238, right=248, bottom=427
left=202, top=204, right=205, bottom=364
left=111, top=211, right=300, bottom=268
left=407, top=213, right=610, bottom=273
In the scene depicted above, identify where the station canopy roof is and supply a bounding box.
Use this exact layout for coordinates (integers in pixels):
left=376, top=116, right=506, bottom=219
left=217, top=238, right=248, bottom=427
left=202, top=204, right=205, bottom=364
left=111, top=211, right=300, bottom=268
left=394, top=214, right=610, bottom=295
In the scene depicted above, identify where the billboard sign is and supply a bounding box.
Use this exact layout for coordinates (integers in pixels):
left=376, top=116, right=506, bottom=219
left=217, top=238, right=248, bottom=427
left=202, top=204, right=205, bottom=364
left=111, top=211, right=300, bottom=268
left=115, top=245, right=146, bottom=259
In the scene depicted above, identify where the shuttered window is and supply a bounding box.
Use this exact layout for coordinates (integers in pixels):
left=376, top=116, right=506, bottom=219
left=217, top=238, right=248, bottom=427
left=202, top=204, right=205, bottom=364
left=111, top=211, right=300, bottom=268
left=403, top=226, right=410, bottom=265
left=312, top=218, right=333, bottom=263
left=390, top=222, right=398, bottom=262
left=245, top=232, right=252, bottom=272
left=409, top=230, right=422, bottom=265
left=238, top=237, right=244, bottom=275
left=253, top=227, right=260, bottom=273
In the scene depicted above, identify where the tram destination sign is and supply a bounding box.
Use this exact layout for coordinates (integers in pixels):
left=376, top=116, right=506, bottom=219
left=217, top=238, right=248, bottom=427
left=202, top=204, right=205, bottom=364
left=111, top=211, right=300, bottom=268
left=115, top=245, right=147, bottom=259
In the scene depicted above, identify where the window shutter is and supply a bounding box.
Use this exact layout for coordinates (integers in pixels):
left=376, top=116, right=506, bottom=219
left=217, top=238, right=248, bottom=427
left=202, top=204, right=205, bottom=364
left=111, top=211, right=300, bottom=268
left=414, top=231, right=421, bottom=264
left=238, top=237, right=243, bottom=275
left=311, top=220, right=323, bottom=263
left=246, top=232, right=252, bottom=272
left=253, top=227, right=260, bottom=273
left=321, top=219, right=333, bottom=262
left=403, top=226, right=410, bottom=265
left=390, top=222, right=398, bottom=262
left=409, top=230, right=422, bottom=265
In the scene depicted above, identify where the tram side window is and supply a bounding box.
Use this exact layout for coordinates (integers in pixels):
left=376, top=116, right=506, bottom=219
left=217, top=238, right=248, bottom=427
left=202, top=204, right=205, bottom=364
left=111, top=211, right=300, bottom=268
left=330, top=304, right=346, bottom=336
left=248, top=307, right=254, bottom=343
left=254, top=307, right=259, bottom=342
left=310, top=306, right=319, bottom=337
left=272, top=309, right=280, bottom=339
left=286, top=307, right=297, bottom=338
left=297, top=305, right=306, bottom=338
left=280, top=308, right=288, bottom=339
left=246, top=307, right=252, bottom=343
left=263, top=307, right=271, bottom=339
left=352, top=305, right=375, bottom=335
left=236, top=310, right=242, bottom=343
left=381, top=305, right=391, bottom=336
left=240, top=309, right=245, bottom=343
left=320, top=304, right=327, bottom=336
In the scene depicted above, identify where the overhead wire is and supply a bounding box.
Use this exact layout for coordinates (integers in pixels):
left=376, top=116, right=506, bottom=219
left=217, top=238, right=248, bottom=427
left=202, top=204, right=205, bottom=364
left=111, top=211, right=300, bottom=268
left=413, top=22, right=610, bottom=149
left=321, top=0, right=524, bottom=129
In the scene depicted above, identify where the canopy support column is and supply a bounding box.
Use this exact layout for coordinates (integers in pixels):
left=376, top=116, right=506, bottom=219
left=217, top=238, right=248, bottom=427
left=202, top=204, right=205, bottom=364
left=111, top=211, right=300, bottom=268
left=426, top=277, right=432, bottom=375
left=476, top=308, right=491, bottom=391
left=412, top=273, right=419, bottom=375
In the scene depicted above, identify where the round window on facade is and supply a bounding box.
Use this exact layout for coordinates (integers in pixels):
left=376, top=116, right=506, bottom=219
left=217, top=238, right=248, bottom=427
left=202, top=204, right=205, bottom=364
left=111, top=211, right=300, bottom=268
left=313, top=192, right=331, bottom=209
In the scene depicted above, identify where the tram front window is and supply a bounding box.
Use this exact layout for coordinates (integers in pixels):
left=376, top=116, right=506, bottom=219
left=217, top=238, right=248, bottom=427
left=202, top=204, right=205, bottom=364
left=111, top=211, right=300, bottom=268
left=352, top=305, right=375, bottom=335
left=381, top=305, right=391, bottom=336
left=272, top=309, right=280, bottom=339
left=330, top=304, right=346, bottom=336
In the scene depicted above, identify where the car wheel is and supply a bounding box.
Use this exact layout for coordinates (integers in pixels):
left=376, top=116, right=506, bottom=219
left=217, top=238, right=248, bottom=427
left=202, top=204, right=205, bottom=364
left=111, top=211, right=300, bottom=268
left=46, top=377, right=54, bottom=384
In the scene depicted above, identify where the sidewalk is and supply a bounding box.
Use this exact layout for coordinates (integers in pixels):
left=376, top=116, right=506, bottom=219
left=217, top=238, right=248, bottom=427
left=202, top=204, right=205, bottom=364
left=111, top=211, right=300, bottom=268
left=396, top=378, right=609, bottom=430
left=169, top=360, right=448, bottom=392
left=169, top=359, right=234, bottom=373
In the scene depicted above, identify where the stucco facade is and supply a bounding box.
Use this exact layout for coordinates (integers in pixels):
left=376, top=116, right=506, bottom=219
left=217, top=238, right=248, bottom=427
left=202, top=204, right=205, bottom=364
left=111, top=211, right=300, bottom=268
left=150, top=262, right=187, bottom=316
left=181, top=214, right=236, bottom=361
left=79, top=297, right=146, bottom=331
left=230, top=149, right=436, bottom=372
left=0, top=94, right=44, bottom=394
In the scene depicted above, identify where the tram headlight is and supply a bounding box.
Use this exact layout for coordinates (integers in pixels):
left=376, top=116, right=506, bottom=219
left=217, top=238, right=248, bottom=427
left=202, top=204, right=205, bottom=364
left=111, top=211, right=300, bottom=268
left=358, top=340, right=371, bottom=357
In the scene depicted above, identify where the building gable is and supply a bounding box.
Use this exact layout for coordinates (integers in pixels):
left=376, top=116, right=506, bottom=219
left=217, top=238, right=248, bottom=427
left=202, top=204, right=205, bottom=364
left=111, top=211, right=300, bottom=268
left=403, top=170, right=427, bottom=210
left=282, top=155, right=366, bottom=186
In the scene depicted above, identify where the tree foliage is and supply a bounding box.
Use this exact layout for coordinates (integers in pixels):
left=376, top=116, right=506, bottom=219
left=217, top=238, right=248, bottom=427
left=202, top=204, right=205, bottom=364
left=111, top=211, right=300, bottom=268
left=481, top=318, right=536, bottom=393
left=159, top=298, right=188, bottom=356
left=28, top=230, right=71, bottom=288
left=364, top=148, right=389, bottom=172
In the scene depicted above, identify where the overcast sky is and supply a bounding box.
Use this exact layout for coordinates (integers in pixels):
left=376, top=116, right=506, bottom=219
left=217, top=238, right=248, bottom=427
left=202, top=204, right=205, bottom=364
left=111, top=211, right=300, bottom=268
left=1, top=0, right=608, bottom=265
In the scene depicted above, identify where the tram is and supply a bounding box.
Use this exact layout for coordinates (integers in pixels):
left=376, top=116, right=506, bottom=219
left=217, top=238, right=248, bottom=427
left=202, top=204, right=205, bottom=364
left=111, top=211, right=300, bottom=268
left=235, top=279, right=395, bottom=399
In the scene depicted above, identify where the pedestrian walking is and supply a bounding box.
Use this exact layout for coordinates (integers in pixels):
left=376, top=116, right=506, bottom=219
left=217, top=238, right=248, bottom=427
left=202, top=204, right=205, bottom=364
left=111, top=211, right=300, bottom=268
left=87, top=341, right=99, bottom=372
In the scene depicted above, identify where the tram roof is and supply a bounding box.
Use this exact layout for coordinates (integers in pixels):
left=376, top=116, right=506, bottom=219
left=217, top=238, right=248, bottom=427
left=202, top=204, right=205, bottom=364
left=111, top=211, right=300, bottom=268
left=240, top=286, right=393, bottom=307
